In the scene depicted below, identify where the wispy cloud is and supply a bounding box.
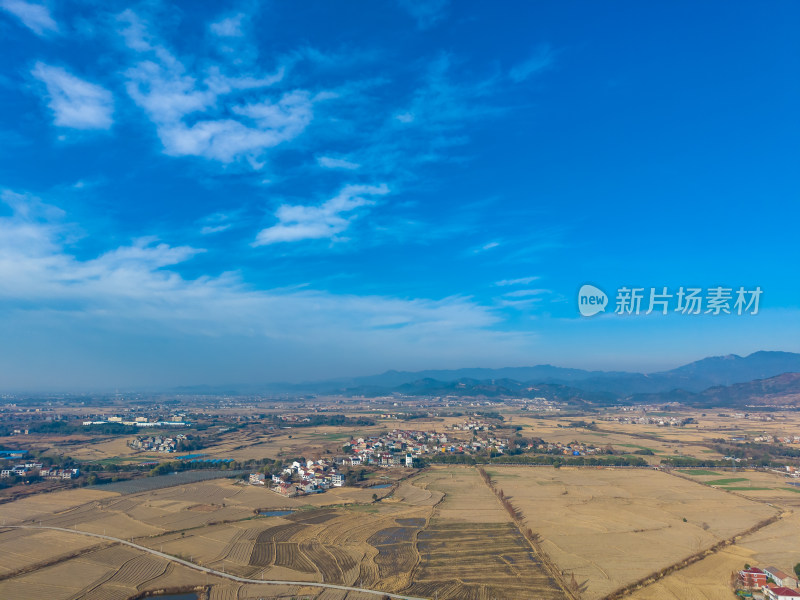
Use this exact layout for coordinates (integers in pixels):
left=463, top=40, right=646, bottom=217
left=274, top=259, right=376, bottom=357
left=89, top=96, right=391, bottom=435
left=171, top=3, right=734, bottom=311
left=509, top=44, right=555, bottom=83
left=0, top=0, right=57, bottom=36
left=317, top=155, right=360, bottom=170
left=502, top=288, right=550, bottom=298
left=0, top=190, right=539, bottom=386
left=210, top=13, right=245, bottom=38
left=396, top=0, right=449, bottom=30
left=30, top=62, right=114, bottom=130
left=495, top=276, right=540, bottom=286
left=118, top=9, right=311, bottom=167
left=254, top=183, right=389, bottom=245
left=475, top=241, right=500, bottom=253
left=399, top=54, right=500, bottom=133
left=199, top=211, right=235, bottom=235
left=334, top=53, right=503, bottom=183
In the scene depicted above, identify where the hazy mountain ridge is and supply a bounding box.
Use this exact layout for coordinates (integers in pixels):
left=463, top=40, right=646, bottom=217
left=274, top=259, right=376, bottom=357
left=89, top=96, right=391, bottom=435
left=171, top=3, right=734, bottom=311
left=341, top=371, right=800, bottom=408
left=336, top=351, right=800, bottom=396
left=170, top=351, right=800, bottom=407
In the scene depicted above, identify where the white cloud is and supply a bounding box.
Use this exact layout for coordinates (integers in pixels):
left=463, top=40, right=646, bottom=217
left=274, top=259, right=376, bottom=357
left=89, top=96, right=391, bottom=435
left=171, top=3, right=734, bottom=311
left=509, top=45, right=554, bottom=83
left=118, top=9, right=309, bottom=166
left=199, top=211, right=234, bottom=235
left=396, top=0, right=448, bottom=30
left=0, top=0, right=57, bottom=35
left=495, top=276, right=540, bottom=286
left=210, top=13, right=245, bottom=37
left=201, top=224, right=230, bottom=235
left=502, top=288, right=550, bottom=298
left=254, top=184, right=389, bottom=245
left=31, top=63, right=114, bottom=130
left=0, top=190, right=542, bottom=387
left=404, top=54, right=498, bottom=129
left=315, top=53, right=504, bottom=190
left=317, top=155, right=360, bottom=170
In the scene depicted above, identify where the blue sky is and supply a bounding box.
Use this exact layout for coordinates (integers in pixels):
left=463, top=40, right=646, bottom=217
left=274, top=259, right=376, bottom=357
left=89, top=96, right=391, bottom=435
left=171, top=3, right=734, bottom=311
left=1, top=1, right=798, bottom=390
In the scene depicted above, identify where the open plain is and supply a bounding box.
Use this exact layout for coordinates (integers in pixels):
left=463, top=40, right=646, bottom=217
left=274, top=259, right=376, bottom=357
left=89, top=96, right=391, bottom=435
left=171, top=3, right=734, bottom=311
left=2, top=461, right=795, bottom=599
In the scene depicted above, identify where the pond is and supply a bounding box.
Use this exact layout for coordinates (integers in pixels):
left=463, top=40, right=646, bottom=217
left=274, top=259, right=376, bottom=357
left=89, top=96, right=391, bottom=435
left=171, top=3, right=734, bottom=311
left=258, top=510, right=296, bottom=517
left=370, top=483, right=392, bottom=489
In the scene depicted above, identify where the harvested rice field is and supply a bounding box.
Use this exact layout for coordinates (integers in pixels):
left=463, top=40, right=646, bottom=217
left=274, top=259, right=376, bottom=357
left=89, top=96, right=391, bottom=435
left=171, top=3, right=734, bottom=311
left=0, top=465, right=793, bottom=600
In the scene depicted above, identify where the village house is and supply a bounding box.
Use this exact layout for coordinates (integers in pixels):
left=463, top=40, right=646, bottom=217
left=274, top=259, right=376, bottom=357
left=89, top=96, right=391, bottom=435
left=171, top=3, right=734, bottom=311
left=764, top=586, right=800, bottom=600
left=739, top=567, right=768, bottom=588
left=269, top=458, right=343, bottom=495
left=1, top=464, right=33, bottom=477
left=765, top=567, right=799, bottom=590
left=128, top=434, right=186, bottom=453
left=39, top=467, right=80, bottom=479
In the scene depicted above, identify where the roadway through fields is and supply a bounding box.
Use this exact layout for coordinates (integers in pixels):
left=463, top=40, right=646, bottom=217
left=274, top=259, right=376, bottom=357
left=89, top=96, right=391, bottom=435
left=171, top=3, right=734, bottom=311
left=1, top=524, right=428, bottom=600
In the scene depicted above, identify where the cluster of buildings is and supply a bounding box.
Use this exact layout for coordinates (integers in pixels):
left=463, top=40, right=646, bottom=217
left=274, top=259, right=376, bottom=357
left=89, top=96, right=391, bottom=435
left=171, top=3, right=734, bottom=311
left=1, top=462, right=79, bottom=480
left=83, top=415, right=191, bottom=427
left=83, top=415, right=189, bottom=427
left=751, top=434, right=800, bottom=445
left=249, top=459, right=346, bottom=497
left=535, top=440, right=604, bottom=456
left=449, top=420, right=495, bottom=432
left=128, top=434, right=187, bottom=453
left=600, top=414, right=694, bottom=427
left=377, top=412, right=433, bottom=420
left=345, top=429, right=511, bottom=461
left=276, top=415, right=311, bottom=423
left=738, top=566, right=799, bottom=599
left=341, top=452, right=412, bottom=467
left=730, top=413, right=776, bottom=421
left=516, top=397, right=561, bottom=412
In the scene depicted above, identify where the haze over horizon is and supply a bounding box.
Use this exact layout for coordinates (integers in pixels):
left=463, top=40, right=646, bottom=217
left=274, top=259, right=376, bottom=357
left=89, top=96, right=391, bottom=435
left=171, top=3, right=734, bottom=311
left=1, top=1, right=799, bottom=390
left=5, top=349, right=799, bottom=394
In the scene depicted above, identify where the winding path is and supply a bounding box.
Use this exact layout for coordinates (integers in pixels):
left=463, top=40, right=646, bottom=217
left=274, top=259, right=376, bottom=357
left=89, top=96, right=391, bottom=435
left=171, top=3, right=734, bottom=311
left=2, top=524, right=427, bottom=600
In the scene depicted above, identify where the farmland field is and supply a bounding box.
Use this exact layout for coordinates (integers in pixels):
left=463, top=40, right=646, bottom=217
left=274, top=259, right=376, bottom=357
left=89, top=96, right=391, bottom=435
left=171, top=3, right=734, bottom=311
left=0, top=462, right=797, bottom=599
left=404, top=467, right=565, bottom=600
left=486, top=466, right=777, bottom=600
left=627, top=505, right=800, bottom=600
left=88, top=469, right=247, bottom=494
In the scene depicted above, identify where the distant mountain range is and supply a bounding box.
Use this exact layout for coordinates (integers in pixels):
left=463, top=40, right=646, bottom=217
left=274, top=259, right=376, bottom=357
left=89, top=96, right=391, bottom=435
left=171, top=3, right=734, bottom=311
left=172, top=351, right=800, bottom=407
left=630, top=372, right=800, bottom=408
left=334, top=351, right=800, bottom=395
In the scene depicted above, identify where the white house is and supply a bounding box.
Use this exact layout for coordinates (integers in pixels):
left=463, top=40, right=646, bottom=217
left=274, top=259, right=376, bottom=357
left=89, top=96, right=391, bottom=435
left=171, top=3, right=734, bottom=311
left=764, top=587, right=800, bottom=600
left=765, top=567, right=799, bottom=590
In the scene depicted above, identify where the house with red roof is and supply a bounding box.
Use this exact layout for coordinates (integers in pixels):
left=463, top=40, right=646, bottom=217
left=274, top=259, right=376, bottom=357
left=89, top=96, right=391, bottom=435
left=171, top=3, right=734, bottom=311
left=739, top=567, right=768, bottom=588
left=764, top=586, right=800, bottom=600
